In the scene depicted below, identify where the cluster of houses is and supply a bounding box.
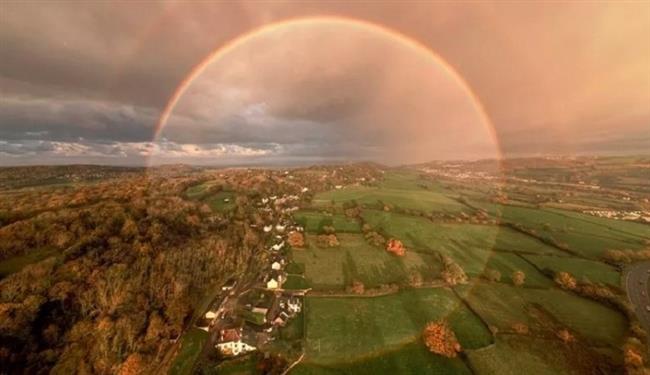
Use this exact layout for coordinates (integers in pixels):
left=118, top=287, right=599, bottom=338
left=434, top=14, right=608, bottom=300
left=584, top=210, right=650, bottom=223
left=210, top=289, right=304, bottom=358
left=207, top=189, right=310, bottom=359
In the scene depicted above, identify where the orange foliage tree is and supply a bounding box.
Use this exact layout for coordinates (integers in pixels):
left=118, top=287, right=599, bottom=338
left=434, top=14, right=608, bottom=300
left=422, top=321, right=462, bottom=358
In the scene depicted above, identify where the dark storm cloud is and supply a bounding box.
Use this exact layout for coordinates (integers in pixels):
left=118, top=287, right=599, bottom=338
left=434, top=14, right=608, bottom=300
left=0, top=1, right=648, bottom=164
left=0, top=93, right=157, bottom=142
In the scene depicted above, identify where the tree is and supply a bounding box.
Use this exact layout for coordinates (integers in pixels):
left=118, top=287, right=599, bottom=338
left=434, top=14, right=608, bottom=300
left=287, top=231, right=305, bottom=248
left=512, top=270, right=525, bottom=286
left=484, top=268, right=501, bottom=282
left=554, top=271, right=577, bottom=290
left=441, top=256, right=467, bottom=286
left=422, top=321, right=462, bottom=358
left=409, top=271, right=423, bottom=287
left=347, top=280, right=365, bottom=295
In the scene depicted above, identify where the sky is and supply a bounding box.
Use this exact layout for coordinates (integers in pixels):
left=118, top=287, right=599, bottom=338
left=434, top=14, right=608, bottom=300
left=1, top=1, right=649, bottom=165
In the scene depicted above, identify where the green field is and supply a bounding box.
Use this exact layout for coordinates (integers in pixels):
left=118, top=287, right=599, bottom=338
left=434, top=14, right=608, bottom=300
left=474, top=204, right=648, bottom=258
left=484, top=252, right=553, bottom=288
left=169, top=328, right=209, bottom=375
left=293, top=233, right=440, bottom=290
left=466, top=335, right=576, bottom=375
left=363, top=210, right=566, bottom=254
left=283, top=274, right=311, bottom=290
left=205, top=191, right=235, bottom=211
left=311, top=171, right=467, bottom=214
left=185, top=182, right=235, bottom=212
left=302, top=288, right=492, bottom=365
left=523, top=254, right=621, bottom=287
left=293, top=341, right=471, bottom=374
left=457, top=282, right=626, bottom=347
left=0, top=247, right=58, bottom=278
left=293, top=210, right=361, bottom=233
left=211, top=354, right=257, bottom=375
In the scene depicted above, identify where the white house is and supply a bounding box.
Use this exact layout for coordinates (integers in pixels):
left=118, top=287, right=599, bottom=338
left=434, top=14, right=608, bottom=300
left=262, top=198, right=269, bottom=204
left=301, top=187, right=309, bottom=193
left=271, top=242, right=285, bottom=252
left=216, top=340, right=256, bottom=356
left=271, top=261, right=281, bottom=270
left=205, top=311, right=218, bottom=319
left=335, top=185, right=343, bottom=189
left=266, top=278, right=279, bottom=289
left=263, top=225, right=273, bottom=233
left=275, top=224, right=286, bottom=233
left=287, top=298, right=302, bottom=314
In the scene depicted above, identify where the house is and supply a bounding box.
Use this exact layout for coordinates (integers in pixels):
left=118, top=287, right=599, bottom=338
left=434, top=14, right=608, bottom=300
left=273, top=314, right=287, bottom=326
left=222, top=278, right=237, bottom=291
left=301, top=187, right=309, bottom=193
left=266, top=278, right=279, bottom=289
left=205, top=311, right=218, bottom=319
left=287, top=297, right=302, bottom=314
left=271, top=241, right=285, bottom=252
left=218, top=328, right=240, bottom=342
left=335, top=185, right=342, bottom=189
left=263, top=225, right=273, bottom=233
left=262, top=198, right=269, bottom=204
left=275, top=224, right=286, bottom=233
left=271, top=261, right=282, bottom=271
left=215, top=328, right=256, bottom=357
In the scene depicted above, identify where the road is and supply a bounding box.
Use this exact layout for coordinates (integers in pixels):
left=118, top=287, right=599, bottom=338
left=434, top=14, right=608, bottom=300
left=624, top=261, right=650, bottom=350
left=190, top=263, right=260, bottom=373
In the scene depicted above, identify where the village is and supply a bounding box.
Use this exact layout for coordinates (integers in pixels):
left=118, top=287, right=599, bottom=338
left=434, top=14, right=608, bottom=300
left=192, top=186, right=312, bottom=364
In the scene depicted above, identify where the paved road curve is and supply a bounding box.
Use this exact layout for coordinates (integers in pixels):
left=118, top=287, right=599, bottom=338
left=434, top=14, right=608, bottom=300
left=624, top=261, right=650, bottom=348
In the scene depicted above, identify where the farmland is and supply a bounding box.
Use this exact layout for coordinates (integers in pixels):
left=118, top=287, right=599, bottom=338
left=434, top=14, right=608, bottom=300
left=0, top=158, right=646, bottom=374
left=285, top=162, right=648, bottom=374
left=301, top=289, right=492, bottom=364
left=292, top=233, right=438, bottom=290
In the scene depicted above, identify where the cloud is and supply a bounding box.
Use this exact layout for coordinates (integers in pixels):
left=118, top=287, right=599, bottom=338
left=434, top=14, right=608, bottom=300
left=0, top=1, right=648, bottom=164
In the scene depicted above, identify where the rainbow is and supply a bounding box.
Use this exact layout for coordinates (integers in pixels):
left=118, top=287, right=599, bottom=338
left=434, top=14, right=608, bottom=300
left=151, top=15, right=501, bottom=161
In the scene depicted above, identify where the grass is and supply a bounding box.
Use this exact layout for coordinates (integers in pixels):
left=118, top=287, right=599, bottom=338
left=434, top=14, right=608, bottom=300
left=361, top=210, right=567, bottom=278
left=212, top=354, right=257, bottom=375
left=523, top=254, right=621, bottom=287
left=484, top=252, right=553, bottom=288
left=292, top=233, right=439, bottom=290
left=466, top=335, right=576, bottom=375
left=293, top=210, right=361, bottom=233
left=205, top=191, right=235, bottom=212
left=311, top=171, right=467, bottom=214
left=476, top=204, right=647, bottom=258
left=0, top=247, right=58, bottom=278
left=283, top=274, right=311, bottom=290
left=303, top=288, right=492, bottom=365
left=293, top=341, right=472, bottom=374
left=457, top=282, right=626, bottom=348
left=169, top=328, right=209, bottom=375
left=185, top=183, right=210, bottom=199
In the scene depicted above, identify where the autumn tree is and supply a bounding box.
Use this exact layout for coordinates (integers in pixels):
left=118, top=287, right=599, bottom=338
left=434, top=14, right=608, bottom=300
left=512, top=270, right=526, bottom=286
left=422, top=321, right=462, bottom=358
left=346, top=280, right=365, bottom=295
left=554, top=271, right=577, bottom=290
left=484, top=268, right=501, bottom=282
left=441, top=256, right=468, bottom=286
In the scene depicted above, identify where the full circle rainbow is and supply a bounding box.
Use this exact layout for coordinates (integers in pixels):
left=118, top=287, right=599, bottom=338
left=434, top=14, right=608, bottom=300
left=150, top=15, right=502, bottom=163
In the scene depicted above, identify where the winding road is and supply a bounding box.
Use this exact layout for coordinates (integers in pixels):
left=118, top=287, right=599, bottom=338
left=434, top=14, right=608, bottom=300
left=624, top=261, right=650, bottom=348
